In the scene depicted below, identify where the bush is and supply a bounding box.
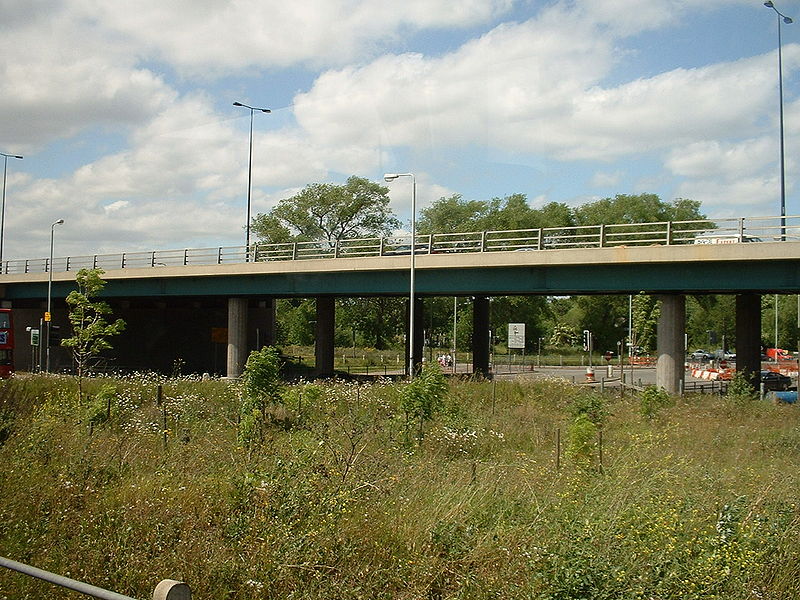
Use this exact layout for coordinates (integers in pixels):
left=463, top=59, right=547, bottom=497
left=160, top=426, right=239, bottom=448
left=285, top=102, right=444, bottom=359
left=727, top=370, right=757, bottom=404
left=639, top=385, right=672, bottom=419
left=400, top=363, right=448, bottom=440
left=238, top=346, right=283, bottom=445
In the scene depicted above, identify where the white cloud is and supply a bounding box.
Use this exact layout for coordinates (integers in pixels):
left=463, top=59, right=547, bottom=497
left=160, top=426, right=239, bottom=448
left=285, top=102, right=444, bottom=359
left=70, top=0, right=515, bottom=76
left=590, top=171, right=623, bottom=188
left=0, top=3, right=174, bottom=150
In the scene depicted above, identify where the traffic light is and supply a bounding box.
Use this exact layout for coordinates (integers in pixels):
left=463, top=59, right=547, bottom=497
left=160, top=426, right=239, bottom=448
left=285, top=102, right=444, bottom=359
left=48, top=325, right=62, bottom=345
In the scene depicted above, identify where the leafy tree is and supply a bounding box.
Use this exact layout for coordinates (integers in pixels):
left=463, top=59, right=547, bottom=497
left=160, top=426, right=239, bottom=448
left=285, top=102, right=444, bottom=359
left=416, top=194, right=489, bottom=234
left=574, top=194, right=706, bottom=227
left=549, top=323, right=579, bottom=347
left=632, top=294, right=659, bottom=353
left=61, top=269, right=126, bottom=399
left=417, top=193, right=574, bottom=235
left=337, top=297, right=405, bottom=350
left=686, top=295, right=736, bottom=352
left=238, top=346, right=283, bottom=446
left=400, top=363, right=448, bottom=441
left=251, top=175, right=400, bottom=246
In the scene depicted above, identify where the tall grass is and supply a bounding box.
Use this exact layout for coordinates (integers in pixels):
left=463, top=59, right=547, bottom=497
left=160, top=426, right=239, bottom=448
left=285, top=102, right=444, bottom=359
left=1, top=373, right=799, bottom=599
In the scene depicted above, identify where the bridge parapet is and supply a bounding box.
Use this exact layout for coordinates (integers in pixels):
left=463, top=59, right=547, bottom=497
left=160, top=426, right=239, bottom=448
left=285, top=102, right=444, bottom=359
left=3, top=215, right=799, bottom=276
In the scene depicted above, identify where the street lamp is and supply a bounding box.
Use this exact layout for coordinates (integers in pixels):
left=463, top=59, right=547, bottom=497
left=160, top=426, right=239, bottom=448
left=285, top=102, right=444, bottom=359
left=764, top=1, right=793, bottom=241
left=45, top=218, right=64, bottom=372
left=233, top=102, right=271, bottom=255
left=384, top=172, right=416, bottom=378
left=0, top=152, right=23, bottom=269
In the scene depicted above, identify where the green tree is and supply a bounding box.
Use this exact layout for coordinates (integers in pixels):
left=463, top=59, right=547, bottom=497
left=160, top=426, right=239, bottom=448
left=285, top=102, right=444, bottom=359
left=416, top=194, right=489, bottom=234
left=574, top=194, right=706, bottom=227
left=239, top=346, right=283, bottom=446
left=632, top=294, right=660, bottom=353
left=337, top=297, right=405, bottom=350
left=400, top=363, right=448, bottom=441
left=251, top=175, right=400, bottom=246
left=417, top=193, right=574, bottom=235
left=61, top=269, right=126, bottom=399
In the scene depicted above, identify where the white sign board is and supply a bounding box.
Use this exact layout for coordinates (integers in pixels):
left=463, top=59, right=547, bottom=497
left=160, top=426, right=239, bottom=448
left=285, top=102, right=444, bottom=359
left=508, top=323, right=526, bottom=349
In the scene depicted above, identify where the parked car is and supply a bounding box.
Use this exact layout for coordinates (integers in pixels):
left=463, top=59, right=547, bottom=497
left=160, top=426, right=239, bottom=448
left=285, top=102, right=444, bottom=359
left=689, top=349, right=713, bottom=361
left=760, top=370, right=792, bottom=391
left=713, top=349, right=736, bottom=360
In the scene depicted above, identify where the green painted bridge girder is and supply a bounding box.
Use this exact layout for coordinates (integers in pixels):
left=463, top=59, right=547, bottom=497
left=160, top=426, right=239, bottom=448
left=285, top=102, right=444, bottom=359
left=3, top=259, right=800, bottom=301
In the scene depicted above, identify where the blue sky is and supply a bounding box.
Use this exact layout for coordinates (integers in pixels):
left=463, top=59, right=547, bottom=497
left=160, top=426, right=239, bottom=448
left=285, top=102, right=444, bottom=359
left=1, top=0, right=799, bottom=259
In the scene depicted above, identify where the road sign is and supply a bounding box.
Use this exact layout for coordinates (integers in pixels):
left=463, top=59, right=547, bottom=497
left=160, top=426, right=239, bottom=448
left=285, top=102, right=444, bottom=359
left=30, top=328, right=40, bottom=346
left=44, top=311, right=51, bottom=322
left=583, top=330, right=592, bottom=352
left=508, top=323, right=526, bottom=349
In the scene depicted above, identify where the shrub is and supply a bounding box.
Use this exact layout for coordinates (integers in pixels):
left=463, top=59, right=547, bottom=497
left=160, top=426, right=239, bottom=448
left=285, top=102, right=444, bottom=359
left=639, top=385, right=672, bottom=419
left=238, top=346, right=283, bottom=445
left=567, top=413, right=598, bottom=466
left=727, top=370, right=757, bottom=404
left=400, top=363, right=448, bottom=440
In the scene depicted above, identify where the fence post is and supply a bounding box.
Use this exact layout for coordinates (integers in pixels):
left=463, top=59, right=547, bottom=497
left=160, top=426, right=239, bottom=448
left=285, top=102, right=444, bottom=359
left=599, top=224, right=605, bottom=247
left=666, top=221, right=672, bottom=245
left=480, top=231, right=486, bottom=252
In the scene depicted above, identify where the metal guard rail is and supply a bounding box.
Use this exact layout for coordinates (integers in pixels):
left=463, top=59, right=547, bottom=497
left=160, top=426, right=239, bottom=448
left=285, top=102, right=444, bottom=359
left=3, top=214, right=799, bottom=275
left=0, top=555, right=190, bottom=599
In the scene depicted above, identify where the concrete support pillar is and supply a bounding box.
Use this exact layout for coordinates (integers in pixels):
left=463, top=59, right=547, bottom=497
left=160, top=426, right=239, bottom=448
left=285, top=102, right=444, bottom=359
left=315, top=296, right=335, bottom=377
left=736, top=293, right=762, bottom=389
left=226, top=297, right=248, bottom=378
left=472, top=296, right=491, bottom=377
left=656, top=294, right=685, bottom=394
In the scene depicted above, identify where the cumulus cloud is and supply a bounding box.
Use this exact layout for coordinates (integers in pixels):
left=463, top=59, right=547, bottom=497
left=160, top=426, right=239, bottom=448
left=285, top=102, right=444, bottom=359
left=0, top=0, right=795, bottom=259
left=71, top=0, right=515, bottom=75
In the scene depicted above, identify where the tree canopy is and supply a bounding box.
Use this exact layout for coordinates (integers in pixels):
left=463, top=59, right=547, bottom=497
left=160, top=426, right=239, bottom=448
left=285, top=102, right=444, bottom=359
left=417, top=193, right=574, bottom=234
left=251, top=175, right=400, bottom=246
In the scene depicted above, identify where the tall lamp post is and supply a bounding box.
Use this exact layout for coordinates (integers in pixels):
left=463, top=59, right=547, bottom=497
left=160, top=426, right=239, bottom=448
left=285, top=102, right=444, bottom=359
left=0, top=152, right=23, bottom=269
left=765, top=1, right=793, bottom=241
left=45, top=218, right=64, bottom=373
left=233, top=102, right=271, bottom=255
left=384, top=172, right=416, bottom=378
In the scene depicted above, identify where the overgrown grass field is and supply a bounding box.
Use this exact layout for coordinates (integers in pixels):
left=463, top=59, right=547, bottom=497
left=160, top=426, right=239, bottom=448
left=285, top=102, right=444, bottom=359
left=1, top=371, right=799, bottom=599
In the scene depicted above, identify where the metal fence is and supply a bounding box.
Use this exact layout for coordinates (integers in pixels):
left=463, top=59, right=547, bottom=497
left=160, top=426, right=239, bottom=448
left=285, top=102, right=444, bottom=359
left=4, top=214, right=799, bottom=275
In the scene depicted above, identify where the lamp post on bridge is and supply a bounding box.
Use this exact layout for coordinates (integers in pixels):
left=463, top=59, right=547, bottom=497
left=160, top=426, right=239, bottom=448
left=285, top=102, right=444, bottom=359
left=384, top=172, right=416, bottom=379
left=1, top=152, right=23, bottom=269
left=233, top=102, right=271, bottom=257
left=764, top=1, right=793, bottom=241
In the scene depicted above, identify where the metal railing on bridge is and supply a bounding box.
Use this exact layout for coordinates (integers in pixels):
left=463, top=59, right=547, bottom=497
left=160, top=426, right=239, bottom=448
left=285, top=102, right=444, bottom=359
left=3, top=214, right=799, bottom=275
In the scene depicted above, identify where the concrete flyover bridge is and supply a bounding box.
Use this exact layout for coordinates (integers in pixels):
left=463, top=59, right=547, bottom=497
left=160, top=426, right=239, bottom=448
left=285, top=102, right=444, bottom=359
left=2, top=215, right=799, bottom=391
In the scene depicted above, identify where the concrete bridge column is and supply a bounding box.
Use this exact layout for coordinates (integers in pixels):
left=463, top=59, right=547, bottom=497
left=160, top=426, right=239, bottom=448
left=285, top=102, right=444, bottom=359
left=315, top=296, right=335, bottom=377
left=736, top=294, right=761, bottom=389
left=656, top=294, right=685, bottom=394
left=226, top=297, right=248, bottom=378
left=472, top=296, right=490, bottom=377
